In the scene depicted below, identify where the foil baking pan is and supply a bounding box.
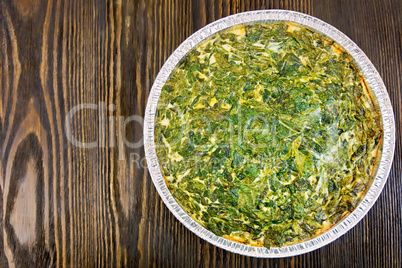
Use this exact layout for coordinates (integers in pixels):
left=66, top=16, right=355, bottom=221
left=144, top=10, right=395, bottom=257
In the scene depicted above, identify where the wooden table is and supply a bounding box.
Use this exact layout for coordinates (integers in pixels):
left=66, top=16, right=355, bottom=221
left=0, top=0, right=400, bottom=267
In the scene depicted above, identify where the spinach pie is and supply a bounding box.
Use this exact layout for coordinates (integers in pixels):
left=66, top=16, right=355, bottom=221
left=154, top=22, right=382, bottom=248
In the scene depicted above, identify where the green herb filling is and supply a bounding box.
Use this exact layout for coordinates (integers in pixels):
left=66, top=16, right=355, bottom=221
left=155, top=22, right=382, bottom=248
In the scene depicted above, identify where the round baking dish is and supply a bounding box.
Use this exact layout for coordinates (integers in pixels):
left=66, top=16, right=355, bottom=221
left=144, top=10, right=395, bottom=257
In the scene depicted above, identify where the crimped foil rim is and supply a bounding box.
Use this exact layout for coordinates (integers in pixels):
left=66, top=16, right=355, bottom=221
left=143, top=10, right=395, bottom=258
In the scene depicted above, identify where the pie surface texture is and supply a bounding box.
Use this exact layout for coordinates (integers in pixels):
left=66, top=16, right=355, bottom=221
left=154, top=22, right=382, bottom=248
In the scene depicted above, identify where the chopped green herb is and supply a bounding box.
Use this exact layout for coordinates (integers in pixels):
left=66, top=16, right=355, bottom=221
left=155, top=22, right=382, bottom=248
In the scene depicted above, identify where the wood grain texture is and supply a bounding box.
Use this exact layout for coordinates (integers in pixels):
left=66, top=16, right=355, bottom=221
left=0, top=0, right=400, bottom=267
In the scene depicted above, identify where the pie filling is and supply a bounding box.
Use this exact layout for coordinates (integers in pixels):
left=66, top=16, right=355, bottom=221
left=154, top=22, right=382, bottom=248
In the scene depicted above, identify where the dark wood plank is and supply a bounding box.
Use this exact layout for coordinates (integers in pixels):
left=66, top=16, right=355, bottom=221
left=0, top=0, right=400, bottom=267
